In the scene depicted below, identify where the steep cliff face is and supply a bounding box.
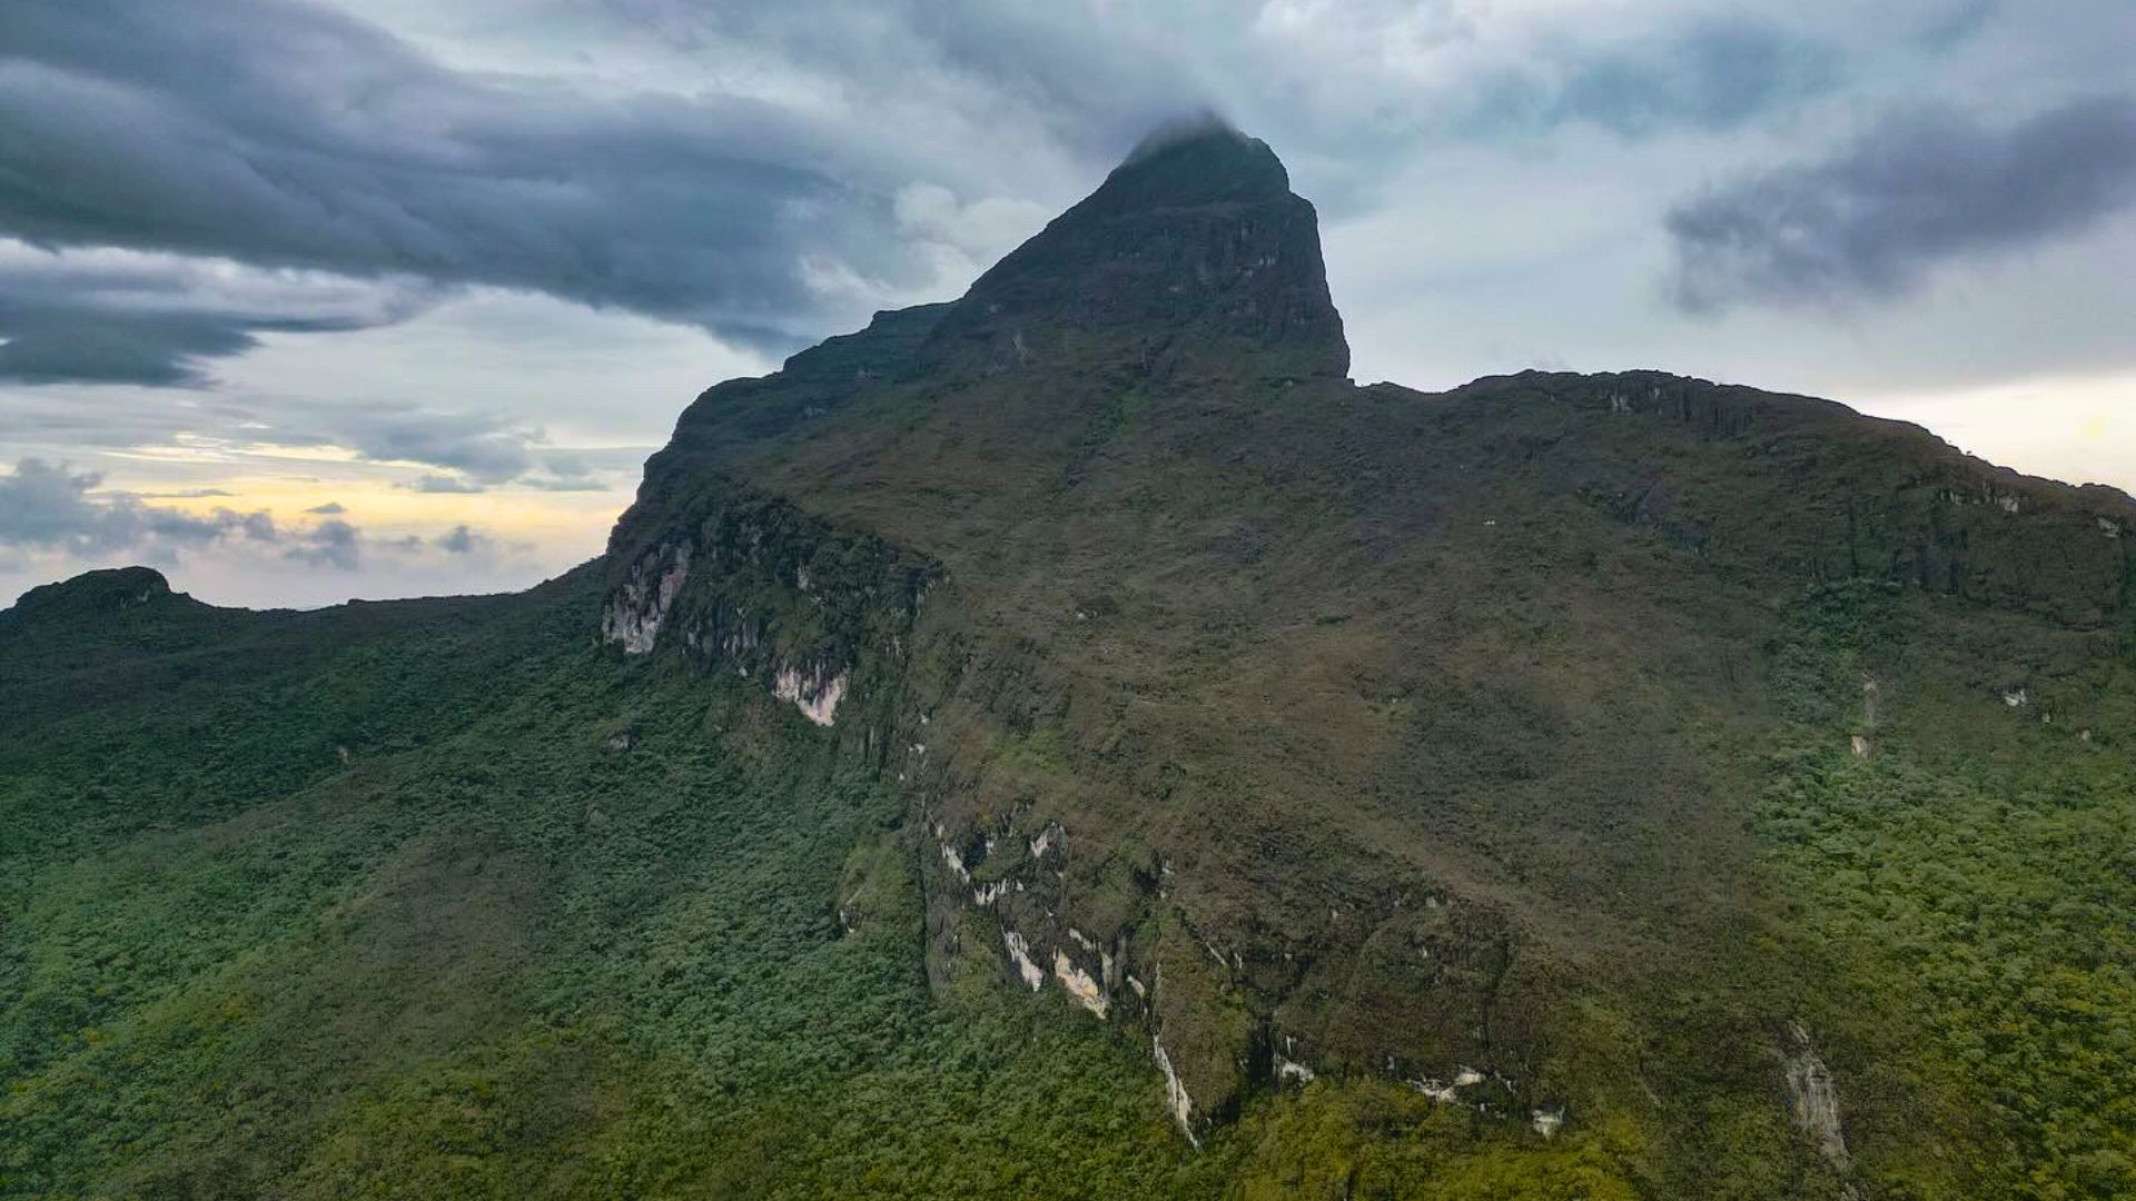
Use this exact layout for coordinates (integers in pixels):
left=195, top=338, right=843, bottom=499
left=604, top=473, right=937, bottom=740
left=598, top=123, right=2136, bottom=1189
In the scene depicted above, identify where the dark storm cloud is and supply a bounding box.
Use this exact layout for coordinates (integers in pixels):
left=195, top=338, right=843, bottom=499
left=0, top=0, right=943, bottom=381
left=0, top=300, right=441, bottom=386
left=0, top=309, right=260, bottom=386
left=0, top=240, right=444, bottom=385
left=0, top=457, right=276, bottom=554
left=0, top=0, right=1900, bottom=387
left=1666, top=94, right=2136, bottom=311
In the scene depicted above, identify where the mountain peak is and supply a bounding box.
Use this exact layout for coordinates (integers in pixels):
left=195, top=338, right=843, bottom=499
left=933, top=122, right=1349, bottom=382
left=1096, top=115, right=1291, bottom=210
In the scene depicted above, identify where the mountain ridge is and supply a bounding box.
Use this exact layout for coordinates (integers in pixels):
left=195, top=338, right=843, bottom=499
left=592, top=128, right=2133, bottom=1183
left=7, top=128, right=2135, bottom=1199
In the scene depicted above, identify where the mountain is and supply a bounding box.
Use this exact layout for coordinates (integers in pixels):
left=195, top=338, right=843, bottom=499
left=5, top=126, right=2134, bottom=1200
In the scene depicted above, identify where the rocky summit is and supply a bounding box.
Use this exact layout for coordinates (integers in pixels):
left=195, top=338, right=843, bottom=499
left=6, top=127, right=2135, bottom=1200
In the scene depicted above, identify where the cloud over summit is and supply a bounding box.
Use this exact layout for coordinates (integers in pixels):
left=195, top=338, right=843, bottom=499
left=0, top=0, right=1947, bottom=387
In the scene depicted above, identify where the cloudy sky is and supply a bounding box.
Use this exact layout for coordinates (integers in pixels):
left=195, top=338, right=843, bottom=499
left=3, top=0, right=2133, bottom=607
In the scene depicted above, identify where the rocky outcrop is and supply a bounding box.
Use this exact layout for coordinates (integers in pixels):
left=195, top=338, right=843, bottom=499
left=601, top=474, right=935, bottom=734
left=1154, top=1035, right=1200, bottom=1145
left=1784, top=1023, right=1859, bottom=1196
left=772, top=664, right=848, bottom=727
left=601, top=543, right=689, bottom=654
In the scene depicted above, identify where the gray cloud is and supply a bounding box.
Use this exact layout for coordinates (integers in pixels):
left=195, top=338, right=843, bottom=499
left=0, top=0, right=948, bottom=380
left=284, top=519, right=360, bottom=570
left=518, top=453, right=610, bottom=492
left=305, top=501, right=346, bottom=514
left=330, top=409, right=538, bottom=483
left=0, top=457, right=275, bottom=554
left=403, top=474, right=486, bottom=494
left=1667, top=94, right=2136, bottom=311
left=0, top=371, right=607, bottom=495
left=364, top=522, right=506, bottom=559
left=520, top=476, right=611, bottom=493
left=0, top=240, right=443, bottom=385
left=237, top=511, right=279, bottom=542
left=1915, top=0, right=2001, bottom=50
left=1467, top=19, right=1839, bottom=140
left=433, top=524, right=488, bottom=555
left=0, top=310, right=258, bottom=386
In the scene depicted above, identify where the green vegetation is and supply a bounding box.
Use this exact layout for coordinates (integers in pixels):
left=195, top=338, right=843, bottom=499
left=1754, top=583, right=2136, bottom=1200
left=11, top=527, right=2129, bottom=1201
left=0, top=572, right=1185, bottom=1197
left=0, top=571, right=1639, bottom=1199
left=7, top=129, right=2135, bottom=1197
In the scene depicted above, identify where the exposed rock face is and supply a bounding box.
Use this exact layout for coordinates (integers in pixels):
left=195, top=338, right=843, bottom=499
left=1052, top=949, right=1108, bottom=1018
left=1153, top=1035, right=1199, bottom=1146
left=601, top=543, right=689, bottom=654
left=602, top=475, right=934, bottom=734
left=772, top=664, right=848, bottom=726
left=1003, top=930, right=1044, bottom=991
left=1785, top=1022, right=1857, bottom=1191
